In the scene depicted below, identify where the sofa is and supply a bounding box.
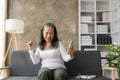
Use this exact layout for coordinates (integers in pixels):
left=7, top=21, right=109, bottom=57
left=1, top=50, right=112, bottom=80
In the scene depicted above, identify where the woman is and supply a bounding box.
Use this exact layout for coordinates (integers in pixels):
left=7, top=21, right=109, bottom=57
left=27, top=23, right=74, bottom=80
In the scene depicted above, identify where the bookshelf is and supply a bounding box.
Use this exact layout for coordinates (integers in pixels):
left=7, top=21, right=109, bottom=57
left=78, top=0, right=111, bottom=66
left=111, top=0, right=120, bottom=45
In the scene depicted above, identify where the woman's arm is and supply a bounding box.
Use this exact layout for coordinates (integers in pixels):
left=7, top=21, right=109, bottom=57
left=27, top=41, right=41, bottom=64
left=59, top=41, right=74, bottom=62
left=28, top=47, right=41, bottom=64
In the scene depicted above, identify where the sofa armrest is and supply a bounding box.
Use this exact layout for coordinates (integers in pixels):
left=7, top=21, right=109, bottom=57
left=0, top=66, right=10, bottom=76
left=102, top=67, right=117, bottom=80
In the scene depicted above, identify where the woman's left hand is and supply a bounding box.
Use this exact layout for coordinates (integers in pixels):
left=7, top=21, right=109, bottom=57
left=67, top=46, right=74, bottom=58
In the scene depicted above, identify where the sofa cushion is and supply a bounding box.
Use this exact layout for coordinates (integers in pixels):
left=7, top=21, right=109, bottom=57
left=9, top=50, right=41, bottom=76
left=65, top=51, right=102, bottom=76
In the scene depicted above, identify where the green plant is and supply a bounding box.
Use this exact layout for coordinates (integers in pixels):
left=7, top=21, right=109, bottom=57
left=106, top=44, right=120, bottom=67
left=106, top=44, right=120, bottom=78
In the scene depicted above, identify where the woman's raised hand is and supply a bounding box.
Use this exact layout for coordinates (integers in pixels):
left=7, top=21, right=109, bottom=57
left=67, top=46, right=74, bottom=58
left=27, top=41, right=33, bottom=50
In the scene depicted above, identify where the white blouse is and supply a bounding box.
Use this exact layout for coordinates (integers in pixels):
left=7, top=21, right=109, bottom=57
left=28, top=41, right=72, bottom=69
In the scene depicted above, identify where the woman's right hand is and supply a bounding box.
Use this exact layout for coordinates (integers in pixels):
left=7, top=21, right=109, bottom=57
left=27, top=41, right=33, bottom=50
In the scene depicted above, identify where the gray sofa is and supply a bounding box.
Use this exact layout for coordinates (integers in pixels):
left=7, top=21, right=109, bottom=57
left=1, top=50, right=111, bottom=80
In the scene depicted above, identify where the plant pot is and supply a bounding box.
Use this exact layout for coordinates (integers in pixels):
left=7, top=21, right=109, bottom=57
left=118, top=69, right=120, bottom=79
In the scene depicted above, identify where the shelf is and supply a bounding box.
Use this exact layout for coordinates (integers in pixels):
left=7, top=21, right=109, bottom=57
left=96, top=0, right=109, bottom=1
left=97, top=45, right=108, bottom=46
left=96, top=21, right=111, bottom=23
left=81, top=0, right=94, bottom=1
left=81, top=33, right=95, bottom=34
left=79, top=0, right=120, bottom=55
left=96, top=10, right=110, bottom=12
left=81, top=21, right=95, bottom=24
left=81, top=45, right=95, bottom=47
left=81, top=10, right=95, bottom=12
left=81, top=21, right=95, bottom=23
left=79, top=0, right=112, bottom=52
left=79, top=0, right=120, bottom=68
left=97, top=33, right=111, bottom=35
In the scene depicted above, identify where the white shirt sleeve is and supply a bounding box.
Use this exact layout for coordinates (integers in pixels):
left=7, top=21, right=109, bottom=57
left=59, top=41, right=72, bottom=62
left=28, top=47, right=41, bottom=64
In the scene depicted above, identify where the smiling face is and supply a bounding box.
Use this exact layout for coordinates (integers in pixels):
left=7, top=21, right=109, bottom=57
left=39, top=23, right=59, bottom=50
left=43, top=26, right=54, bottom=43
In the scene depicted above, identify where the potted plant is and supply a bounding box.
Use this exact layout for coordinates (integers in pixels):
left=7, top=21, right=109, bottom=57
left=105, top=44, right=120, bottom=78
